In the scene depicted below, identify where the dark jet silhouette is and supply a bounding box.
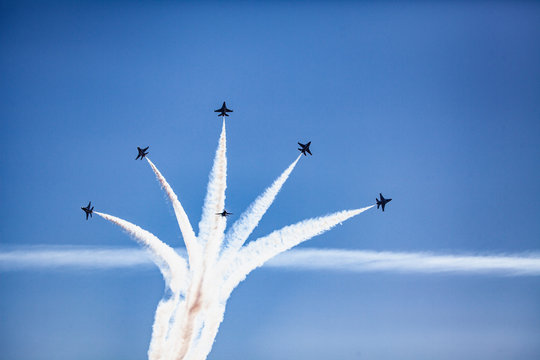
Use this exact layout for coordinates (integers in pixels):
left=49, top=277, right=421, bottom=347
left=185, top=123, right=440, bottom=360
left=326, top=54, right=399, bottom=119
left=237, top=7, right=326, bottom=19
left=136, top=146, right=149, bottom=160
left=298, top=141, right=312, bottom=156
left=216, top=210, right=233, bottom=217
left=214, top=102, right=233, bottom=117
left=81, top=201, right=94, bottom=220
left=376, top=193, right=392, bottom=212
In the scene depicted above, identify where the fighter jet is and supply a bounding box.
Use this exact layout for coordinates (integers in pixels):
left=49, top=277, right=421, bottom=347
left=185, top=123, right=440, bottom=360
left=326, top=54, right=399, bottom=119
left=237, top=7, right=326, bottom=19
left=298, top=141, right=312, bottom=156
left=135, top=146, right=149, bottom=160
left=216, top=210, right=233, bottom=217
left=81, top=201, right=94, bottom=220
left=214, top=102, right=233, bottom=117
left=376, top=193, right=392, bottom=212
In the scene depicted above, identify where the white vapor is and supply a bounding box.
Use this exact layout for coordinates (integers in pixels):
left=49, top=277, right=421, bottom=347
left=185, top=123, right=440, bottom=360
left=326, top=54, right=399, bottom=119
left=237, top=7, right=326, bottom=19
left=198, top=118, right=227, bottom=252
left=266, top=248, right=540, bottom=276
left=223, top=154, right=301, bottom=257
left=146, top=157, right=200, bottom=267
left=3, top=246, right=540, bottom=276
left=93, top=212, right=189, bottom=360
left=221, top=206, right=373, bottom=297
left=94, top=212, right=188, bottom=293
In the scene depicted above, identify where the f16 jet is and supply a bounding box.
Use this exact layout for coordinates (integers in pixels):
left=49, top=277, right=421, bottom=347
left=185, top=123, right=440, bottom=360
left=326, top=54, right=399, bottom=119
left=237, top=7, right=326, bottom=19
left=214, top=102, right=233, bottom=117
left=81, top=201, right=94, bottom=220
left=216, top=210, right=233, bottom=217
left=135, top=146, right=149, bottom=160
left=376, top=193, right=392, bottom=212
left=298, top=141, right=312, bottom=156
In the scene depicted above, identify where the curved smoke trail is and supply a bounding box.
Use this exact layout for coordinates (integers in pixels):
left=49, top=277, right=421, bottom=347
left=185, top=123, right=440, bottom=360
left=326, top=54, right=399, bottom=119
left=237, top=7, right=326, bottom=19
left=221, top=206, right=374, bottom=298
left=222, top=154, right=302, bottom=259
left=150, top=294, right=183, bottom=360
left=183, top=303, right=226, bottom=360
left=95, top=212, right=188, bottom=292
left=95, top=212, right=190, bottom=360
left=146, top=157, right=200, bottom=267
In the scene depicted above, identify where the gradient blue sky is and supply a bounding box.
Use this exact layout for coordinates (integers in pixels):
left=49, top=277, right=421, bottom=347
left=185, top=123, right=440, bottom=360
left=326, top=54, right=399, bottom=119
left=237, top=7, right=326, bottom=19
left=1, top=1, right=539, bottom=359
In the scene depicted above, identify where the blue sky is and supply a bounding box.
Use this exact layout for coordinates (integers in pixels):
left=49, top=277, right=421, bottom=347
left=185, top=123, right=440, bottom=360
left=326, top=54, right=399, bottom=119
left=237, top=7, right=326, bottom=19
left=1, top=1, right=540, bottom=359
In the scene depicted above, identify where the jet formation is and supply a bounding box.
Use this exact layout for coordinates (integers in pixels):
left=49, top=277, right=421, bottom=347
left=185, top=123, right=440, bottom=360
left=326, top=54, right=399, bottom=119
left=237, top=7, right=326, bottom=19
left=82, top=101, right=392, bottom=219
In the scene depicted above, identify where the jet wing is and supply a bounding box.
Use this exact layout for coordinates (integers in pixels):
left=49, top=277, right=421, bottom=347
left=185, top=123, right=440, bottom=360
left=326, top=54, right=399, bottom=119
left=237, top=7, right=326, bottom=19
left=307, top=148, right=312, bottom=155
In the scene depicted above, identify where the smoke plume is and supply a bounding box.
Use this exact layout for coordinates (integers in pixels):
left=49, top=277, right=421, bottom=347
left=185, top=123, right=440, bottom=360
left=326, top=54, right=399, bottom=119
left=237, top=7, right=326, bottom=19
left=91, top=120, right=371, bottom=359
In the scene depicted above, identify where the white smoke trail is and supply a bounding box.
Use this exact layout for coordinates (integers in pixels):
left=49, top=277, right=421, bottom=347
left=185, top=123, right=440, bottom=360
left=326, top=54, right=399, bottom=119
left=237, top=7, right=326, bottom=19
left=183, top=303, right=226, bottom=360
left=222, top=155, right=301, bottom=258
left=221, top=206, right=374, bottom=297
left=146, top=157, right=200, bottom=266
left=169, top=119, right=228, bottom=360
left=150, top=294, right=183, bottom=360
left=95, top=212, right=188, bottom=292
left=198, top=119, right=227, bottom=257
left=167, top=279, right=206, bottom=360
left=95, top=211, right=189, bottom=360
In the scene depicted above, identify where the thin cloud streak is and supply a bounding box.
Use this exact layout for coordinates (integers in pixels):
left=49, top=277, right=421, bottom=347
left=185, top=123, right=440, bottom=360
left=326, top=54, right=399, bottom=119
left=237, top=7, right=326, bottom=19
left=266, top=249, right=540, bottom=276
left=0, top=247, right=153, bottom=270
left=2, top=246, right=540, bottom=276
